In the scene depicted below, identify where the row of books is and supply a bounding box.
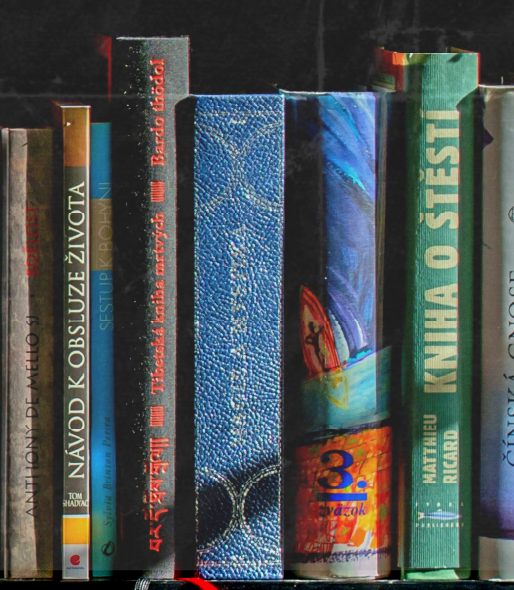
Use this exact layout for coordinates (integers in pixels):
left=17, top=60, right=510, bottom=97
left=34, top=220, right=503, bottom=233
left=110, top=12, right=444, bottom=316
left=0, top=36, right=512, bottom=582
left=2, top=113, right=115, bottom=579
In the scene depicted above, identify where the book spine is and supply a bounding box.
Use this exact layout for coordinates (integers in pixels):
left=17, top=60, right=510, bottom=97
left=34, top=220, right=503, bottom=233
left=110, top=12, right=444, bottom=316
left=1, top=129, right=54, bottom=578
left=479, top=86, right=514, bottom=580
left=90, top=123, right=116, bottom=577
left=284, top=93, right=391, bottom=579
left=1, top=128, right=6, bottom=577
left=194, top=94, right=285, bottom=580
left=61, top=106, right=91, bottom=580
left=113, top=37, right=189, bottom=577
left=386, top=52, right=478, bottom=576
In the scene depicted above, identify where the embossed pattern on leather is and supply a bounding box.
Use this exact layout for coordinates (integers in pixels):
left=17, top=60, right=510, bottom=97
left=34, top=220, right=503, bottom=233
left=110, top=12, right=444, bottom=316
left=194, top=95, right=284, bottom=580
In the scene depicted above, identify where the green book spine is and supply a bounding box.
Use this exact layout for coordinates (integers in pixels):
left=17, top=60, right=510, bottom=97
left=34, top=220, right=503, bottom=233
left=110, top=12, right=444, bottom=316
left=375, top=50, right=478, bottom=577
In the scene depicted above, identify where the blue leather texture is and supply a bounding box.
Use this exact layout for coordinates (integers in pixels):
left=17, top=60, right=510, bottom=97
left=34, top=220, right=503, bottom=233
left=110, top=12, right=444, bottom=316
left=194, top=95, right=285, bottom=580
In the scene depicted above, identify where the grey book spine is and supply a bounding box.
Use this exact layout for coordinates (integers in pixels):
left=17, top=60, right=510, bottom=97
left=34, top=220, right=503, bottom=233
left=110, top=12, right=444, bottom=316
left=1, top=129, right=54, bottom=578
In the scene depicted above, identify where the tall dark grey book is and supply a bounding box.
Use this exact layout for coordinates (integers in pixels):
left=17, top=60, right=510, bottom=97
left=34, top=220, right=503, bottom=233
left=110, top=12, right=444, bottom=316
left=1, top=129, right=54, bottom=578
left=60, top=105, right=91, bottom=581
left=112, top=36, right=189, bottom=577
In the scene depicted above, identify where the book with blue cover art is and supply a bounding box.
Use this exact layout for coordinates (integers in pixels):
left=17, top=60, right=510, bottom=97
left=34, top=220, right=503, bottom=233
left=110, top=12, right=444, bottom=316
left=90, top=122, right=116, bottom=577
left=193, top=94, right=285, bottom=580
left=284, top=92, right=391, bottom=579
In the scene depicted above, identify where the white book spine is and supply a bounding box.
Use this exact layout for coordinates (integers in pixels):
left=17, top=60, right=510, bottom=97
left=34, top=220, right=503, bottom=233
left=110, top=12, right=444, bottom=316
left=480, top=85, right=514, bottom=580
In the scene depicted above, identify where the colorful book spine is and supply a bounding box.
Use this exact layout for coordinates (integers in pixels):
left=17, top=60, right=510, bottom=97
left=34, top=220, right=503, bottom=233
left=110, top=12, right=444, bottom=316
left=90, top=122, right=116, bottom=577
left=1, top=129, right=54, bottom=578
left=479, top=85, right=514, bottom=580
left=112, top=37, right=189, bottom=577
left=61, top=105, right=91, bottom=580
left=194, top=94, right=285, bottom=579
left=373, top=49, right=478, bottom=578
left=284, top=92, right=391, bottom=579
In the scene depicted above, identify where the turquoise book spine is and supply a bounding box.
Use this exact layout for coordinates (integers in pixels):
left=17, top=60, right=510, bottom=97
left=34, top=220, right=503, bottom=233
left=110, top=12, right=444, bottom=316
left=91, top=123, right=116, bottom=576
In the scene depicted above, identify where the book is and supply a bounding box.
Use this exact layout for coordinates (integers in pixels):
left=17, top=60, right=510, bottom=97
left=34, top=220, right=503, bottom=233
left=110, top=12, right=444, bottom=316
left=479, top=85, right=514, bottom=580
left=1, top=128, right=55, bottom=578
left=112, top=36, right=189, bottom=577
left=60, top=105, right=91, bottom=580
left=373, top=48, right=478, bottom=579
left=193, top=94, right=285, bottom=580
left=283, top=92, right=391, bottom=579
left=90, top=122, right=116, bottom=577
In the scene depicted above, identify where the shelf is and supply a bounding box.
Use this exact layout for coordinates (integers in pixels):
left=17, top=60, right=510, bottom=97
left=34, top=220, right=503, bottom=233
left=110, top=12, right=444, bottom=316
left=1, top=0, right=512, bottom=586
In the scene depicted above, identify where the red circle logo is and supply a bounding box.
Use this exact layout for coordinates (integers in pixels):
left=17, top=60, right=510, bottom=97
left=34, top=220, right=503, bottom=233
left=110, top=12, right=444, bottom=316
left=70, top=554, right=80, bottom=566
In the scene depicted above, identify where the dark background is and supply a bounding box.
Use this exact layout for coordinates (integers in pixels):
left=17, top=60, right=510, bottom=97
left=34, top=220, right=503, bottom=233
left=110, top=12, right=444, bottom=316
left=1, top=0, right=513, bottom=105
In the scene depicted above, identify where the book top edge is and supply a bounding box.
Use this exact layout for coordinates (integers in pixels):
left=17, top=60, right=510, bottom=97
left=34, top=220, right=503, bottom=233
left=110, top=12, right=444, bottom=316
left=60, top=105, right=91, bottom=110
left=1, top=128, right=53, bottom=133
left=278, top=90, right=381, bottom=97
left=193, top=95, right=285, bottom=108
left=116, top=35, right=189, bottom=41
left=193, top=94, right=282, bottom=98
left=376, top=48, right=479, bottom=56
left=479, top=84, right=514, bottom=90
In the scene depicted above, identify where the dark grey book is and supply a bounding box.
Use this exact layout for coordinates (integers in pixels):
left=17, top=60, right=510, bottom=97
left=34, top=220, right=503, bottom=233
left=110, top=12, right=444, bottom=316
left=1, top=128, right=55, bottom=578
left=112, top=36, right=189, bottom=578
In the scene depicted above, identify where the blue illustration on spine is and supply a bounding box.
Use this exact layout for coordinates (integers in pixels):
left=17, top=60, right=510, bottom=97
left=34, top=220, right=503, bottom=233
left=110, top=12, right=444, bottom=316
left=90, top=123, right=116, bottom=576
left=194, top=95, right=284, bottom=580
left=291, top=93, right=390, bottom=434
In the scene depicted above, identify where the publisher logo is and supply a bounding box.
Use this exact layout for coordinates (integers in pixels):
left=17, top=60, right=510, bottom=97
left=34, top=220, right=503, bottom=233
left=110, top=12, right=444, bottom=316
left=102, top=541, right=115, bottom=557
left=70, top=555, right=80, bottom=566
left=509, top=206, right=514, bottom=223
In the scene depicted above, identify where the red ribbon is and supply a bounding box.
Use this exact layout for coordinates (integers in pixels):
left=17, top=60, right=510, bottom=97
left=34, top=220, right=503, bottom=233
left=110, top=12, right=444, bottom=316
left=177, top=577, right=218, bottom=590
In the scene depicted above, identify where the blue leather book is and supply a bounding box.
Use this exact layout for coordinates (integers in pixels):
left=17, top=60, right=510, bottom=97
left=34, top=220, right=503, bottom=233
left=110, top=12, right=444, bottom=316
left=194, top=95, right=285, bottom=580
left=90, top=123, right=116, bottom=577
